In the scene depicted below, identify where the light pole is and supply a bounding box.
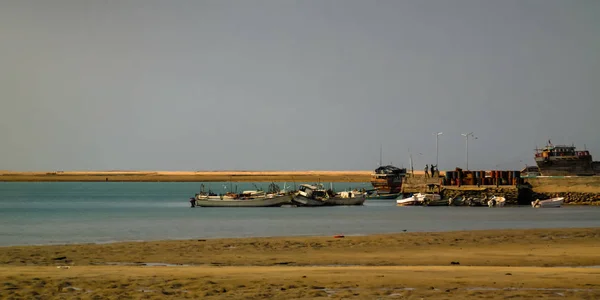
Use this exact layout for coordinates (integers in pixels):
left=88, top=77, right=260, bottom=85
left=461, top=132, right=476, bottom=170
left=433, top=132, right=443, bottom=168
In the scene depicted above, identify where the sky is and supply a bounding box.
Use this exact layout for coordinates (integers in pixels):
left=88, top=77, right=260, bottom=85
left=1, top=0, right=599, bottom=171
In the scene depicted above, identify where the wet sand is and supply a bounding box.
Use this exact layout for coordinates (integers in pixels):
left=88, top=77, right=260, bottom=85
left=1, top=228, right=599, bottom=299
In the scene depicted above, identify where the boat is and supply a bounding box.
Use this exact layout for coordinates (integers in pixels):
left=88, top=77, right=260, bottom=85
left=423, top=196, right=447, bottom=206
left=448, top=196, right=465, bottom=206
left=396, top=194, right=420, bottom=206
left=292, top=184, right=365, bottom=207
left=192, top=194, right=293, bottom=207
left=535, top=141, right=600, bottom=176
left=370, top=165, right=407, bottom=194
left=532, top=197, right=564, bottom=208
left=487, top=196, right=506, bottom=207
left=292, top=184, right=329, bottom=206
left=326, top=191, right=366, bottom=206
left=365, top=189, right=402, bottom=200
left=464, top=197, right=487, bottom=207
left=396, top=193, right=442, bottom=206
left=195, top=191, right=237, bottom=201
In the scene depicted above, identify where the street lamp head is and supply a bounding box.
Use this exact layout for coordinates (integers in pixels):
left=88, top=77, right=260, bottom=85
left=437, top=132, right=443, bottom=136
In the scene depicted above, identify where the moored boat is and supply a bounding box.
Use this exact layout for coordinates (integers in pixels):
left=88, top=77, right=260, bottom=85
left=192, top=194, right=293, bottom=207
left=370, top=165, right=407, bottom=194
left=396, top=193, right=442, bottom=206
left=292, top=184, right=365, bottom=207
left=292, top=184, right=328, bottom=206
left=396, top=194, right=421, bottom=206
left=535, top=140, right=600, bottom=176
left=365, top=190, right=402, bottom=200
left=532, top=197, right=564, bottom=208
left=487, top=196, right=506, bottom=207
left=326, top=190, right=366, bottom=206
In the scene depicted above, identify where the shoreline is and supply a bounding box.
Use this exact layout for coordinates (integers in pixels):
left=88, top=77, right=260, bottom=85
left=1, top=225, right=598, bottom=248
left=1, top=228, right=599, bottom=299
left=2, top=227, right=599, bottom=264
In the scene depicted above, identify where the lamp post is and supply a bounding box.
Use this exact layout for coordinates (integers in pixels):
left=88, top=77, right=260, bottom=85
left=461, top=132, right=476, bottom=170
left=433, top=132, right=443, bottom=168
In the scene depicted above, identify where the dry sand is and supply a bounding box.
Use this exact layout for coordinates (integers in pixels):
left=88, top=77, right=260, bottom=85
left=1, top=228, right=599, bottom=299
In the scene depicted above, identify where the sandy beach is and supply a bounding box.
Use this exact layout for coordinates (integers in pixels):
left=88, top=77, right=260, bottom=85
left=1, top=228, right=599, bottom=299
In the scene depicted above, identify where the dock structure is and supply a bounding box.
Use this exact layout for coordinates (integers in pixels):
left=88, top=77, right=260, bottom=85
left=401, top=169, right=526, bottom=204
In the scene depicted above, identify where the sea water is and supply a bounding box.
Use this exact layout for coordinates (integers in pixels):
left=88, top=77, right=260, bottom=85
left=1, top=182, right=599, bottom=246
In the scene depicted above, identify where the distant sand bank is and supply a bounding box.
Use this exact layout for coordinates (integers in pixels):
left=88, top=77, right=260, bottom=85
left=0, top=170, right=379, bottom=182
left=1, top=228, right=598, bottom=299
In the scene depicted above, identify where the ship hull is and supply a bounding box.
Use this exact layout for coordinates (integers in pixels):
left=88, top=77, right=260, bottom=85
left=535, top=157, right=598, bottom=176
left=194, top=195, right=293, bottom=207
left=370, top=178, right=403, bottom=194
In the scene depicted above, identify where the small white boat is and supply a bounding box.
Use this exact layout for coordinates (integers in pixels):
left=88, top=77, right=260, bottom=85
left=531, top=197, right=564, bottom=208
left=396, top=195, right=420, bottom=206
left=487, top=196, right=506, bottom=207
left=396, top=193, right=441, bottom=206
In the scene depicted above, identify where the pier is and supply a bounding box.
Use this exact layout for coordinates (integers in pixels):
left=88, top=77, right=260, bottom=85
left=401, top=170, right=600, bottom=205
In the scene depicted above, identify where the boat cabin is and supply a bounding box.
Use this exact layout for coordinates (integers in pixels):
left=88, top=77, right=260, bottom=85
left=298, top=184, right=329, bottom=199
left=535, top=144, right=590, bottom=159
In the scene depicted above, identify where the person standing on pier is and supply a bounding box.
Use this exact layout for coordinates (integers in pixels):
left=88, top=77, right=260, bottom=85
left=424, top=164, right=430, bottom=178
left=430, top=164, right=436, bottom=178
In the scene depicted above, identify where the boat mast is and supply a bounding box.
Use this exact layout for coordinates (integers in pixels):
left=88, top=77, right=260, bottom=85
left=408, top=148, right=414, bottom=176
left=379, top=144, right=383, bottom=167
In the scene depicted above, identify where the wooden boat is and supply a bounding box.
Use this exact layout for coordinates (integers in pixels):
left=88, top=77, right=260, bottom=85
left=292, top=184, right=365, bottom=207
left=292, top=184, right=328, bottom=206
left=192, top=194, right=293, bottom=207
left=325, top=192, right=366, bottom=206
left=532, top=197, right=564, bottom=208
left=366, top=191, right=402, bottom=200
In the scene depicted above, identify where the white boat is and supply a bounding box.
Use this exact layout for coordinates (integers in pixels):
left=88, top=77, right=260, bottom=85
left=487, top=196, right=506, bottom=207
left=396, top=193, right=441, bottom=206
left=532, top=197, right=564, bottom=208
left=193, top=194, right=293, bottom=207
left=292, top=184, right=365, bottom=207
left=396, top=195, right=419, bottom=206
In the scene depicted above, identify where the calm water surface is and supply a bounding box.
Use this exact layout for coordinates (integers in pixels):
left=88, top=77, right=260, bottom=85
left=1, top=182, right=599, bottom=246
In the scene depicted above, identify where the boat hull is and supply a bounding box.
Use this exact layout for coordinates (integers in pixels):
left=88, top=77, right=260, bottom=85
left=292, top=195, right=366, bottom=207
left=292, top=195, right=326, bottom=207
left=366, top=193, right=402, bottom=200
left=324, top=196, right=365, bottom=206
left=396, top=197, right=420, bottom=206
left=532, top=197, right=564, bottom=208
left=194, top=195, right=293, bottom=207
left=535, top=157, right=598, bottom=176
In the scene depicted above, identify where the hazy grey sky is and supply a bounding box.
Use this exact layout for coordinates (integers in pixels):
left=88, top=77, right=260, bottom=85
left=1, top=0, right=599, bottom=171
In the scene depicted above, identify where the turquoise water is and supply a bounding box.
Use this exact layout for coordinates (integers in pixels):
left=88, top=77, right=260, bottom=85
left=1, top=182, right=599, bottom=246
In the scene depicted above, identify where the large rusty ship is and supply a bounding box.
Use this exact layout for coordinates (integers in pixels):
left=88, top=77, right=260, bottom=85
left=534, top=141, right=600, bottom=176
left=370, top=165, right=407, bottom=194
